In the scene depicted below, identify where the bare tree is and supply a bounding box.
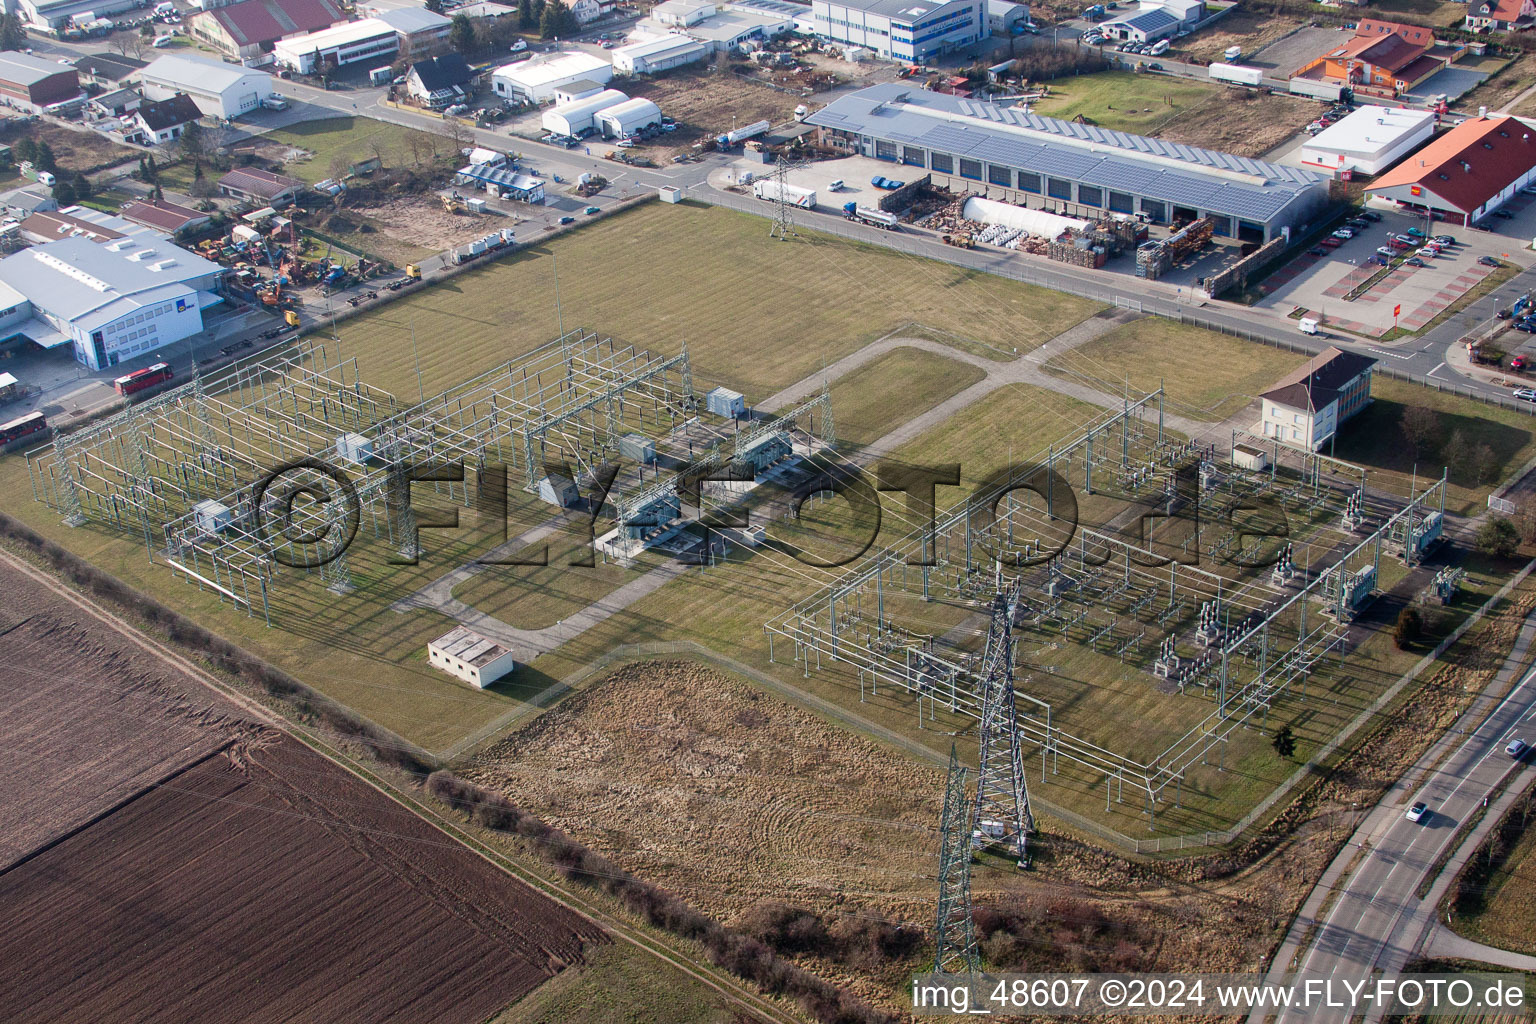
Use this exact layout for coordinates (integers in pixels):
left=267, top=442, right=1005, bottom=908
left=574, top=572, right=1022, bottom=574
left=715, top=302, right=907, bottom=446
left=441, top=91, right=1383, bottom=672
left=366, top=135, right=389, bottom=171
left=1400, top=405, right=1442, bottom=460
left=1473, top=442, right=1498, bottom=487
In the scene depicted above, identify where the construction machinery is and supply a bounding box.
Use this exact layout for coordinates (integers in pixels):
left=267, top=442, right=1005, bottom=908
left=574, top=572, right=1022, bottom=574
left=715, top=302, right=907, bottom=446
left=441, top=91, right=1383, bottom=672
left=441, top=192, right=469, bottom=215
left=405, top=264, right=422, bottom=280
left=284, top=309, right=301, bottom=328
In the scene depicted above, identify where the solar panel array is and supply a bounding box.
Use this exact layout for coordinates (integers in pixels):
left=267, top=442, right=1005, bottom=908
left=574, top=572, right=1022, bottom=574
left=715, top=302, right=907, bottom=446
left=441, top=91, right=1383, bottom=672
left=807, top=85, right=1330, bottom=226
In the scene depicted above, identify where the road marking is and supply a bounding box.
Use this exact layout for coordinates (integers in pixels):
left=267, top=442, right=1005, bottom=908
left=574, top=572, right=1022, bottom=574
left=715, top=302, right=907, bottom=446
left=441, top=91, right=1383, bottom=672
left=1426, top=362, right=1447, bottom=378
left=1367, top=346, right=1414, bottom=360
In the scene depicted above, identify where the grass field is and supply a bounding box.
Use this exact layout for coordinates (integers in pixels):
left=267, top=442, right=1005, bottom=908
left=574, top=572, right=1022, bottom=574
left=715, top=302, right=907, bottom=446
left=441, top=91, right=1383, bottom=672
left=1452, top=800, right=1536, bottom=956
left=493, top=943, right=744, bottom=1024
left=1043, top=319, right=1305, bottom=423
left=1029, top=71, right=1316, bottom=157
left=260, top=117, right=457, bottom=185
left=318, top=200, right=1101, bottom=402
left=827, top=346, right=988, bottom=447
left=1334, top=377, right=1536, bottom=514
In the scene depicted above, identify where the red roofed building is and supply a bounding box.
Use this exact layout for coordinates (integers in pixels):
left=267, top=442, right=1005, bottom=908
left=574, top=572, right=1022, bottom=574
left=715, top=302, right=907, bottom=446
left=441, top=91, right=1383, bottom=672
left=1465, top=0, right=1535, bottom=33
left=1366, top=114, right=1536, bottom=224
left=190, top=0, right=346, bottom=60
left=1291, top=20, right=1452, bottom=97
left=119, top=198, right=212, bottom=237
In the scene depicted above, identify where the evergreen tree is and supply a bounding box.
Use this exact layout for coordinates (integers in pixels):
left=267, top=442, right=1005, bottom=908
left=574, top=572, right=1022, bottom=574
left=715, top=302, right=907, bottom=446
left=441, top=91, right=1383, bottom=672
left=449, top=13, right=475, bottom=53
left=71, top=172, right=91, bottom=200
left=51, top=179, right=76, bottom=206
left=1272, top=724, right=1296, bottom=760
left=518, top=0, right=535, bottom=30
left=0, top=13, right=28, bottom=52
left=425, top=0, right=445, bottom=12
left=33, top=141, right=56, bottom=174
left=539, top=0, right=576, bottom=39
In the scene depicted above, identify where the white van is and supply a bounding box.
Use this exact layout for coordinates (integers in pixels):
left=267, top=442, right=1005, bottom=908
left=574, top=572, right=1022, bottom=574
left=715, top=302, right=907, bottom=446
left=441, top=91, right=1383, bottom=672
left=153, top=1, right=175, bottom=15
left=36, top=171, right=55, bottom=187
left=152, top=34, right=175, bottom=47
left=1150, top=38, right=1169, bottom=56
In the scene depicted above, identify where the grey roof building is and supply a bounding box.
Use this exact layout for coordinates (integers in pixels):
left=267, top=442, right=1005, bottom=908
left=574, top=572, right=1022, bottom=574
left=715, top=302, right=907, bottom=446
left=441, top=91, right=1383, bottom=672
left=805, top=84, right=1331, bottom=240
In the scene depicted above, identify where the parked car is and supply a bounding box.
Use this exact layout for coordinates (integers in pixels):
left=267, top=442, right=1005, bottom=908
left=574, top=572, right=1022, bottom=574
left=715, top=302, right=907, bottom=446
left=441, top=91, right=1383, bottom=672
left=1307, top=247, right=1327, bottom=257
left=1406, top=257, right=1426, bottom=267
left=1480, top=255, right=1503, bottom=267
left=1321, top=237, right=1343, bottom=249
left=1376, top=246, right=1396, bottom=257
left=1509, top=738, right=1530, bottom=759
left=1368, top=254, right=1388, bottom=266
left=1513, top=355, right=1530, bottom=372
left=1432, top=234, right=1454, bottom=244
left=1514, top=388, right=1536, bottom=400
left=584, top=205, right=600, bottom=214
left=1496, top=208, right=1514, bottom=219
left=1406, top=227, right=1425, bottom=238
left=1331, top=228, right=1354, bottom=240
left=1416, top=247, right=1438, bottom=259
left=1360, top=210, right=1382, bottom=222
left=557, top=215, right=575, bottom=224
left=1405, top=801, right=1429, bottom=823
left=1512, top=320, right=1536, bottom=333
left=1146, top=62, right=1163, bottom=70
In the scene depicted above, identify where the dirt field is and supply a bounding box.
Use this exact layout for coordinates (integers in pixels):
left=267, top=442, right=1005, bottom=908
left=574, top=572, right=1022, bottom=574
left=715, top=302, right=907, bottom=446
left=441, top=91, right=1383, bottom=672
left=623, top=68, right=810, bottom=159
left=311, top=193, right=524, bottom=265
left=0, top=120, right=138, bottom=174
left=1171, top=12, right=1307, bottom=64
left=0, top=558, right=608, bottom=1024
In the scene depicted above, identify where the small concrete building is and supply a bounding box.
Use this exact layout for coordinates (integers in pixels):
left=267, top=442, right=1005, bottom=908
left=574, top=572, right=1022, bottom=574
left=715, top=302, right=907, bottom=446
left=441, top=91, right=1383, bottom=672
left=553, top=78, right=608, bottom=104
left=1258, top=347, right=1376, bottom=452
left=987, top=0, right=1029, bottom=35
left=218, top=166, right=305, bottom=207
left=428, top=625, right=517, bottom=688
left=1300, top=105, right=1436, bottom=177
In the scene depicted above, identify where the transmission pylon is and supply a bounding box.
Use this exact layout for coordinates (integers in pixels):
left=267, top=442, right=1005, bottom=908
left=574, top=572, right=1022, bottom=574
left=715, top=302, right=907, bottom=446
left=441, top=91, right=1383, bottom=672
left=970, top=587, right=1034, bottom=869
left=769, top=155, right=797, bottom=241
left=933, top=743, right=980, bottom=976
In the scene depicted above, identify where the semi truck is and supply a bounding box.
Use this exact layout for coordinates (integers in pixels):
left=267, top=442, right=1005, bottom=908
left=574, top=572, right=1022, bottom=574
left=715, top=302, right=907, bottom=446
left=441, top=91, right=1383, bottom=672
left=716, top=119, right=771, bottom=148
left=1209, top=63, right=1263, bottom=87
left=752, top=180, right=816, bottom=208
left=843, top=202, right=898, bottom=229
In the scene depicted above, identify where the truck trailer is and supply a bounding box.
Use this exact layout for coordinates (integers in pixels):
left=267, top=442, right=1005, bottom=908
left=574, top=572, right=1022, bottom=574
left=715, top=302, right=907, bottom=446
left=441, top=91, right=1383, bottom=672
left=753, top=180, right=816, bottom=208
left=843, top=202, right=898, bottom=229
left=1209, top=63, right=1262, bottom=87
left=717, top=119, right=771, bottom=148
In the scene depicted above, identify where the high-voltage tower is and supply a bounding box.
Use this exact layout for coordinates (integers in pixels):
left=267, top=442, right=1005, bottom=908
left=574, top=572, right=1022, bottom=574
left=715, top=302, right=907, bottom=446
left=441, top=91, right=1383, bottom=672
left=971, top=588, right=1034, bottom=868
left=933, top=744, right=980, bottom=977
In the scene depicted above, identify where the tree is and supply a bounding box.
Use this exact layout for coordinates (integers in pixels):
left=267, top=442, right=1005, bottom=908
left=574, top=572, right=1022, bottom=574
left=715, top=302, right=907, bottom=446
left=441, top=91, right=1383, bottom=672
left=178, top=119, right=208, bottom=162
left=13, top=137, right=36, bottom=166
left=1514, top=496, right=1536, bottom=545
left=1394, top=606, right=1422, bottom=650
left=539, top=0, right=577, bottom=39
left=425, top=0, right=445, bottom=11
left=1272, top=724, right=1296, bottom=760
left=1476, top=517, right=1520, bottom=558
left=1400, top=405, right=1442, bottom=460
left=0, top=13, right=28, bottom=52
left=449, top=13, right=475, bottom=54
left=72, top=172, right=91, bottom=200
left=1473, top=443, right=1498, bottom=487
left=33, top=141, right=56, bottom=175
left=51, top=179, right=76, bottom=206
left=518, top=0, right=536, bottom=29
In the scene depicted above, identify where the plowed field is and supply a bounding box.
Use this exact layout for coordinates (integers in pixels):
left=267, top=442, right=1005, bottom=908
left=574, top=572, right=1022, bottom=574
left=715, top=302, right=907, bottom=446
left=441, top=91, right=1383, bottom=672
left=0, top=559, right=606, bottom=1024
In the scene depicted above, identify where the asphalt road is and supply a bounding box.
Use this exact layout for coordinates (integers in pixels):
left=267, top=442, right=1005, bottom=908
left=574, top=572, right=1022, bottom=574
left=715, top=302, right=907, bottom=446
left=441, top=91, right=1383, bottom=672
left=1254, top=644, right=1536, bottom=1024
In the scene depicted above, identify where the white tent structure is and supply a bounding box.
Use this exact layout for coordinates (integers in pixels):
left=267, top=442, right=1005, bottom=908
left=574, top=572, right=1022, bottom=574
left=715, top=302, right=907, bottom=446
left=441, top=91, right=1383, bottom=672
left=961, top=197, right=1089, bottom=241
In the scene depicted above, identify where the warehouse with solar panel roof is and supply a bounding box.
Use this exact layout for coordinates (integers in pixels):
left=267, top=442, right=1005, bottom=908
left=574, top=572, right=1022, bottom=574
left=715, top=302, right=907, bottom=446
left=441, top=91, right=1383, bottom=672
left=806, top=83, right=1332, bottom=243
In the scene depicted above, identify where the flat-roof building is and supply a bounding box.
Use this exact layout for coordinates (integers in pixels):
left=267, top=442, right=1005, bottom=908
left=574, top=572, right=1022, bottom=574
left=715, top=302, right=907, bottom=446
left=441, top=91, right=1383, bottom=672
left=1300, top=104, right=1435, bottom=177
left=15, top=0, right=139, bottom=31
left=810, top=0, right=985, bottom=63
left=987, top=0, right=1029, bottom=34
left=189, top=0, right=345, bottom=59
left=807, top=84, right=1331, bottom=241
left=270, top=10, right=451, bottom=75
left=1099, top=5, right=1179, bottom=43
left=140, top=54, right=272, bottom=118
left=1367, top=114, right=1536, bottom=224
left=0, top=51, right=83, bottom=113
left=610, top=33, right=709, bottom=74
left=492, top=50, right=613, bottom=103
left=72, top=53, right=147, bottom=89
left=0, top=235, right=225, bottom=370
left=427, top=626, right=517, bottom=688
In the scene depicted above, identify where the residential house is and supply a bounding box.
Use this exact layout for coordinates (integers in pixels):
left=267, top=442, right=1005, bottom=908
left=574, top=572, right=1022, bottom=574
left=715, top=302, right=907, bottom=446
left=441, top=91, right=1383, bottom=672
left=1290, top=19, right=1451, bottom=97
left=1466, top=0, right=1536, bottom=32
left=1258, top=347, right=1376, bottom=452
left=128, top=93, right=204, bottom=145
left=217, top=165, right=304, bottom=207
left=405, top=52, right=474, bottom=109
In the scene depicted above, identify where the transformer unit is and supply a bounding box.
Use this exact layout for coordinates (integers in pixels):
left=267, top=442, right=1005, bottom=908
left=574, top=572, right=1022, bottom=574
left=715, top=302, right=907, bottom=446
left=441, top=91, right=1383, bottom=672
left=193, top=499, right=232, bottom=535
left=335, top=432, right=374, bottom=464
left=705, top=386, right=745, bottom=419
left=619, top=433, right=656, bottom=464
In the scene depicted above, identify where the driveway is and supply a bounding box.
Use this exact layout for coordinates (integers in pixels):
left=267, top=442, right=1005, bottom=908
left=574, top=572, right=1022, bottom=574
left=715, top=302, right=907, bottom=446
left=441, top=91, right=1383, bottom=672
left=1407, top=65, right=1493, bottom=104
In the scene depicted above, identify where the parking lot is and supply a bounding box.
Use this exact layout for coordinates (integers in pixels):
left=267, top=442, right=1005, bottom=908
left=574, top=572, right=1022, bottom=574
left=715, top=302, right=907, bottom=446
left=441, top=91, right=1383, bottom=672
left=1256, top=200, right=1536, bottom=334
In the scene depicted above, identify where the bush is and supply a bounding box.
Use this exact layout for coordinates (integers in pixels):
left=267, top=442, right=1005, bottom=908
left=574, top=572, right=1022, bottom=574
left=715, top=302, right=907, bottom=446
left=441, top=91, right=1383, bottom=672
left=1476, top=517, right=1520, bottom=559
left=1010, top=44, right=1110, bottom=83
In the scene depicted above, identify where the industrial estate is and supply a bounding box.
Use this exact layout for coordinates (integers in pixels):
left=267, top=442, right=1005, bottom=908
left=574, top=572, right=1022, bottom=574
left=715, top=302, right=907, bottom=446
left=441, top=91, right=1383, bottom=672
left=5, top=0, right=1536, bottom=1020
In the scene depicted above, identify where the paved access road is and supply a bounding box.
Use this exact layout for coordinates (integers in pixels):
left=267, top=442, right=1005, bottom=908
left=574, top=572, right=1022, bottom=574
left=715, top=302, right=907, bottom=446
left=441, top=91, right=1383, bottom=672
left=1254, top=631, right=1536, bottom=1024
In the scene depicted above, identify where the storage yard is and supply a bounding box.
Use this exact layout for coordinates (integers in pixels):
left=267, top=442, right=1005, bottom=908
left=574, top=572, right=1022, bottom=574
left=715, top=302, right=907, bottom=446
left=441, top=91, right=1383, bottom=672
left=0, top=559, right=608, bottom=1024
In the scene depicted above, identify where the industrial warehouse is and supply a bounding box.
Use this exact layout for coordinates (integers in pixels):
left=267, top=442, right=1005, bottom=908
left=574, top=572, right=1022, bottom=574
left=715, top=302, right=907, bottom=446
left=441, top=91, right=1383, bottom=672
left=805, top=84, right=1331, bottom=241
